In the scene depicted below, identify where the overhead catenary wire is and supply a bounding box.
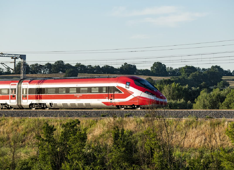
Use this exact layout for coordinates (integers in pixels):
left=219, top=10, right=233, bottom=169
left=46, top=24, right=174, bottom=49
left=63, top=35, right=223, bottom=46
left=11, top=55, right=234, bottom=66
left=4, top=43, right=234, bottom=54
left=1, top=39, right=234, bottom=70
left=0, top=50, right=233, bottom=64
left=3, top=39, right=234, bottom=53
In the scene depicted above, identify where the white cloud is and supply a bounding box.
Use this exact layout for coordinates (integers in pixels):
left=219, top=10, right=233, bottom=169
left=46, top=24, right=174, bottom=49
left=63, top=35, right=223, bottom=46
left=112, top=6, right=207, bottom=27
left=143, top=12, right=207, bottom=27
left=112, top=6, right=177, bottom=17
left=130, top=34, right=150, bottom=39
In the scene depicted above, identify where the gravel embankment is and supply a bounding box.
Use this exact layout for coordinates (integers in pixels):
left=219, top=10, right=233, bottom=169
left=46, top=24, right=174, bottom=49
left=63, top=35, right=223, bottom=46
left=0, top=110, right=234, bottom=118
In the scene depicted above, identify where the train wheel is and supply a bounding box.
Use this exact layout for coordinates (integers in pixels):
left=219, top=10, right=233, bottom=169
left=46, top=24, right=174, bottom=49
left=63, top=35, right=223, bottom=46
left=120, top=105, right=125, bottom=110
left=136, top=106, right=141, bottom=110
left=29, top=104, right=35, bottom=110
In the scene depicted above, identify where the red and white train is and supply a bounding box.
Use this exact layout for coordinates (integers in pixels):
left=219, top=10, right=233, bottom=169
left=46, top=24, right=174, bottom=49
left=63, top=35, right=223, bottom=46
left=0, top=76, right=167, bottom=109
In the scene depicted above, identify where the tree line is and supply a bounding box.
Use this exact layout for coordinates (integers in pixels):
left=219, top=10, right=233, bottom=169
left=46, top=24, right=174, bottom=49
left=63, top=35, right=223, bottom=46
left=152, top=65, right=234, bottom=109
left=0, top=60, right=233, bottom=77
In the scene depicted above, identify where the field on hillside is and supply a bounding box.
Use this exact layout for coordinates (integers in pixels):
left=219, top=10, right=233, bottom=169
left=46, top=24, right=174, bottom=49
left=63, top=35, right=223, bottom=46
left=223, top=76, right=234, bottom=88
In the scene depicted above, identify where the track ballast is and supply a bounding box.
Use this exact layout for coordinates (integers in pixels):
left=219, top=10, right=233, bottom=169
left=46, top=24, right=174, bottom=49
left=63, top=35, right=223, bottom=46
left=0, top=109, right=234, bottom=118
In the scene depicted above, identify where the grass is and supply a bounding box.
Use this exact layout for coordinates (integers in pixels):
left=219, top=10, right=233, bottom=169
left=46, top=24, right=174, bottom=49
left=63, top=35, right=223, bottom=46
left=222, top=76, right=234, bottom=88
left=222, top=76, right=234, bottom=80
left=0, top=117, right=232, bottom=149
left=0, top=116, right=233, bottom=168
left=227, top=81, right=234, bottom=88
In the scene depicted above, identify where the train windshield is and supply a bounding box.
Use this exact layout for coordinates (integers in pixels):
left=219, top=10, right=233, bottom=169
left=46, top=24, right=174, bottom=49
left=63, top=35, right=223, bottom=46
left=134, top=79, right=158, bottom=92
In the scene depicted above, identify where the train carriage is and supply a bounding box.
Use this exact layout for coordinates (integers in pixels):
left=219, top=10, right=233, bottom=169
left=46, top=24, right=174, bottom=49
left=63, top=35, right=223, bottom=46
left=0, top=76, right=167, bottom=109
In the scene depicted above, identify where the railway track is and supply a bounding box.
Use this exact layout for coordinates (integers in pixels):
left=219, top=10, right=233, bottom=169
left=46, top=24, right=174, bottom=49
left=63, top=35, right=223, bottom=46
left=0, top=109, right=234, bottom=118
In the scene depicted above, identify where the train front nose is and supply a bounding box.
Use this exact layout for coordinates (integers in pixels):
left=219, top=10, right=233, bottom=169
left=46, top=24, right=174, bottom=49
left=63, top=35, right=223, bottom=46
left=156, top=92, right=167, bottom=107
left=163, top=96, right=168, bottom=106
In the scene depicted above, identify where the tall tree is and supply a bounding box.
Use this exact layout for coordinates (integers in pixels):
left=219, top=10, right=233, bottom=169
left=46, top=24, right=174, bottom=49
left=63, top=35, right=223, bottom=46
left=30, top=63, right=43, bottom=74
left=136, top=69, right=152, bottom=75
left=51, top=60, right=66, bottom=73
left=15, top=61, right=30, bottom=74
left=120, top=63, right=136, bottom=74
left=220, top=89, right=234, bottom=109
left=101, top=65, right=115, bottom=74
left=179, top=65, right=197, bottom=77
left=93, top=65, right=102, bottom=73
left=75, top=63, right=87, bottom=73
left=43, top=63, right=52, bottom=74
left=64, top=68, right=78, bottom=77
left=151, top=62, right=168, bottom=76
left=211, top=65, right=224, bottom=75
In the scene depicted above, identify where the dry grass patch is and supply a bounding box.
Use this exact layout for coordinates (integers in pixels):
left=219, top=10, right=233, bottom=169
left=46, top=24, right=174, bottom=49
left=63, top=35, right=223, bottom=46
left=0, top=117, right=233, bottom=158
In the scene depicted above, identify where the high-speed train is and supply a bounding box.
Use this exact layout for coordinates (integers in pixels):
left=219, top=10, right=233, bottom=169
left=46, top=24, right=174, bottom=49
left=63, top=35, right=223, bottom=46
left=0, top=76, right=167, bottom=109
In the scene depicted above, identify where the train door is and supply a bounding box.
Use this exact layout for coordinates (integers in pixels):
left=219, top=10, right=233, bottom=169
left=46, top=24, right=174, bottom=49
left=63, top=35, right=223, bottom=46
left=21, top=83, right=29, bottom=103
left=9, top=83, right=17, bottom=105
left=108, top=86, right=115, bottom=105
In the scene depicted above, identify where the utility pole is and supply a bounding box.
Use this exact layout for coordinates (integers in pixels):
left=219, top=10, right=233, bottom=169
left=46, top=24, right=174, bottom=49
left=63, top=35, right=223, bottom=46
left=0, top=53, right=27, bottom=79
left=10, top=57, right=18, bottom=73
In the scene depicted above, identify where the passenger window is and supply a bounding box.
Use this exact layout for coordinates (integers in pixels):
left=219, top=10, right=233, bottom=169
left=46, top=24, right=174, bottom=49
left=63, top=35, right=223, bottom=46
left=29, top=89, right=35, bottom=94
left=80, top=87, right=88, bottom=93
left=126, top=82, right=130, bottom=88
left=91, top=87, right=99, bottom=93
left=59, top=88, right=66, bottom=94
left=47, top=88, right=55, bottom=94
left=1, top=89, right=8, bottom=95
left=69, top=88, right=76, bottom=93
left=36, top=88, right=42, bottom=94
left=102, top=87, right=106, bottom=93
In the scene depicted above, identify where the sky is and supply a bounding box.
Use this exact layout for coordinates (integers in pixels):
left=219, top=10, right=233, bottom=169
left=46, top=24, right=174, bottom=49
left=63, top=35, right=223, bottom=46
left=0, top=0, right=234, bottom=71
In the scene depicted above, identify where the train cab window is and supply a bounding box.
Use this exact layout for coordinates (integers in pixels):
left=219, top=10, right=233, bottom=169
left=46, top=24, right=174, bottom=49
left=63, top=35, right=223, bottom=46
left=109, top=87, right=122, bottom=93
left=80, top=87, right=88, bottom=93
left=114, top=87, right=122, bottom=93
left=69, top=88, right=76, bottom=93
left=91, top=87, right=99, bottom=93
left=134, top=79, right=158, bottom=92
left=109, top=87, right=113, bottom=93
left=1, top=89, right=8, bottom=95
left=126, top=82, right=130, bottom=88
left=47, top=88, right=56, bottom=94
left=59, top=88, right=66, bottom=94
